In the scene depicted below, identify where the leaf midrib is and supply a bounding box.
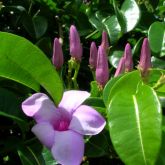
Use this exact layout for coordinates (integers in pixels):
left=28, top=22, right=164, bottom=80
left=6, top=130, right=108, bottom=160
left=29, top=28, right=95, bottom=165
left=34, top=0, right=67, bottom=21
left=133, top=95, right=147, bottom=165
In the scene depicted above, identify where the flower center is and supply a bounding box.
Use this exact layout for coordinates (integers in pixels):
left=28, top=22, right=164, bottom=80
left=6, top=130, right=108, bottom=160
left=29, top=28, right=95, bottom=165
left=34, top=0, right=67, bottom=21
left=56, top=120, right=69, bottom=131
left=52, top=108, right=71, bottom=131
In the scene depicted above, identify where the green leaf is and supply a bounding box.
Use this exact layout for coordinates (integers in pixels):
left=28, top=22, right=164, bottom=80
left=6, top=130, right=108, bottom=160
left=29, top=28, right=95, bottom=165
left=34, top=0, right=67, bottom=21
left=0, top=87, right=25, bottom=123
left=113, top=0, right=127, bottom=33
left=83, top=97, right=106, bottom=117
left=121, top=0, right=140, bottom=32
left=159, top=96, right=165, bottom=108
left=0, top=32, right=63, bottom=105
left=132, top=37, right=143, bottom=56
left=151, top=57, right=165, bottom=69
left=36, top=37, right=52, bottom=56
left=86, top=8, right=105, bottom=32
left=33, top=16, right=48, bottom=39
left=42, top=147, right=58, bottom=165
left=22, top=12, right=36, bottom=38
left=156, top=117, right=165, bottom=164
left=33, top=0, right=58, bottom=12
left=85, top=131, right=110, bottom=157
left=103, top=74, right=123, bottom=106
left=156, top=131, right=165, bottom=165
left=107, top=83, right=162, bottom=165
left=146, top=69, right=165, bottom=94
left=108, top=50, right=123, bottom=68
left=103, top=15, right=121, bottom=44
left=0, top=87, right=29, bottom=133
left=148, top=22, right=165, bottom=57
left=103, top=71, right=141, bottom=106
left=22, top=14, right=48, bottom=39
left=90, top=81, right=102, bottom=97
left=18, top=141, right=44, bottom=165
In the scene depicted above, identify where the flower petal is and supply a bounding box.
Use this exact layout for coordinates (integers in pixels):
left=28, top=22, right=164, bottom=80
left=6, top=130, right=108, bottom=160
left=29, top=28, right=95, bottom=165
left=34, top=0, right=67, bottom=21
left=69, top=105, right=106, bottom=135
left=58, top=90, right=90, bottom=113
left=32, top=122, right=55, bottom=148
left=51, top=130, right=84, bottom=165
left=22, top=93, right=56, bottom=123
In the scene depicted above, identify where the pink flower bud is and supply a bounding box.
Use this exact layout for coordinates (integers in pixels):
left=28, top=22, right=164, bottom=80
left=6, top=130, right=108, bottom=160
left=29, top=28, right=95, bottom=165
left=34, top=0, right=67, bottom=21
left=138, top=38, right=152, bottom=75
left=114, top=57, right=125, bottom=77
left=96, top=46, right=109, bottom=87
left=52, top=38, right=64, bottom=70
left=101, top=31, right=109, bottom=50
left=89, top=42, right=98, bottom=70
left=124, top=43, right=133, bottom=72
left=69, top=25, right=83, bottom=61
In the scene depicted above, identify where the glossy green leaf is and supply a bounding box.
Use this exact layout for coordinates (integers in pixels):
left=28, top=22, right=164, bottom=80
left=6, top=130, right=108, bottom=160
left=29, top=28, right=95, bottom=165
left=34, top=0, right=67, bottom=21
left=108, top=83, right=162, bottom=165
left=103, top=74, right=123, bottom=106
left=103, top=71, right=141, bottom=106
left=86, top=8, right=105, bottom=32
left=121, top=0, right=140, bottom=32
left=108, top=50, right=123, bottom=68
left=103, top=15, right=121, bottom=44
left=95, top=11, right=109, bottom=22
left=148, top=22, right=165, bottom=57
left=113, top=0, right=126, bottom=33
left=0, top=32, right=63, bottom=105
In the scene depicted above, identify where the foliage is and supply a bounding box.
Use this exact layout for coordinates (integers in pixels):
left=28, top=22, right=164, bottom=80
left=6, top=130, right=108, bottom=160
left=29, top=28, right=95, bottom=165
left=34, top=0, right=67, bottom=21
left=0, top=0, right=165, bottom=164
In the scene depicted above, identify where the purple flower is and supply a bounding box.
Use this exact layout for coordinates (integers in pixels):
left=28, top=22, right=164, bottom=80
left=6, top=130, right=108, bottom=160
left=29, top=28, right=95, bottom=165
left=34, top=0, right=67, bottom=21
left=101, top=31, right=109, bottom=51
left=114, top=57, right=125, bottom=77
left=22, top=90, right=106, bottom=165
left=96, top=46, right=109, bottom=87
left=52, top=38, right=64, bottom=70
left=138, top=38, right=152, bottom=75
left=69, top=25, right=83, bottom=62
left=123, top=43, right=133, bottom=72
left=89, top=42, right=98, bottom=70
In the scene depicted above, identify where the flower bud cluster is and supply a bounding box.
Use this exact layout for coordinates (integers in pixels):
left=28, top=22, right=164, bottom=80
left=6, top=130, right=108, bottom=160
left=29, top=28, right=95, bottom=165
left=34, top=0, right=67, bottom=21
left=115, top=38, right=152, bottom=77
left=52, top=25, right=152, bottom=88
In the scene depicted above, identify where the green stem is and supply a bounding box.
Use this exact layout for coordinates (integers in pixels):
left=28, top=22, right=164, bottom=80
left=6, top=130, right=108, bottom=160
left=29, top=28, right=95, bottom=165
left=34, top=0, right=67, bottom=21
left=67, top=60, right=72, bottom=89
left=28, top=0, right=33, bottom=14
left=153, top=74, right=165, bottom=90
left=72, top=63, right=80, bottom=89
left=85, top=30, right=99, bottom=39
left=92, top=70, right=95, bottom=80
